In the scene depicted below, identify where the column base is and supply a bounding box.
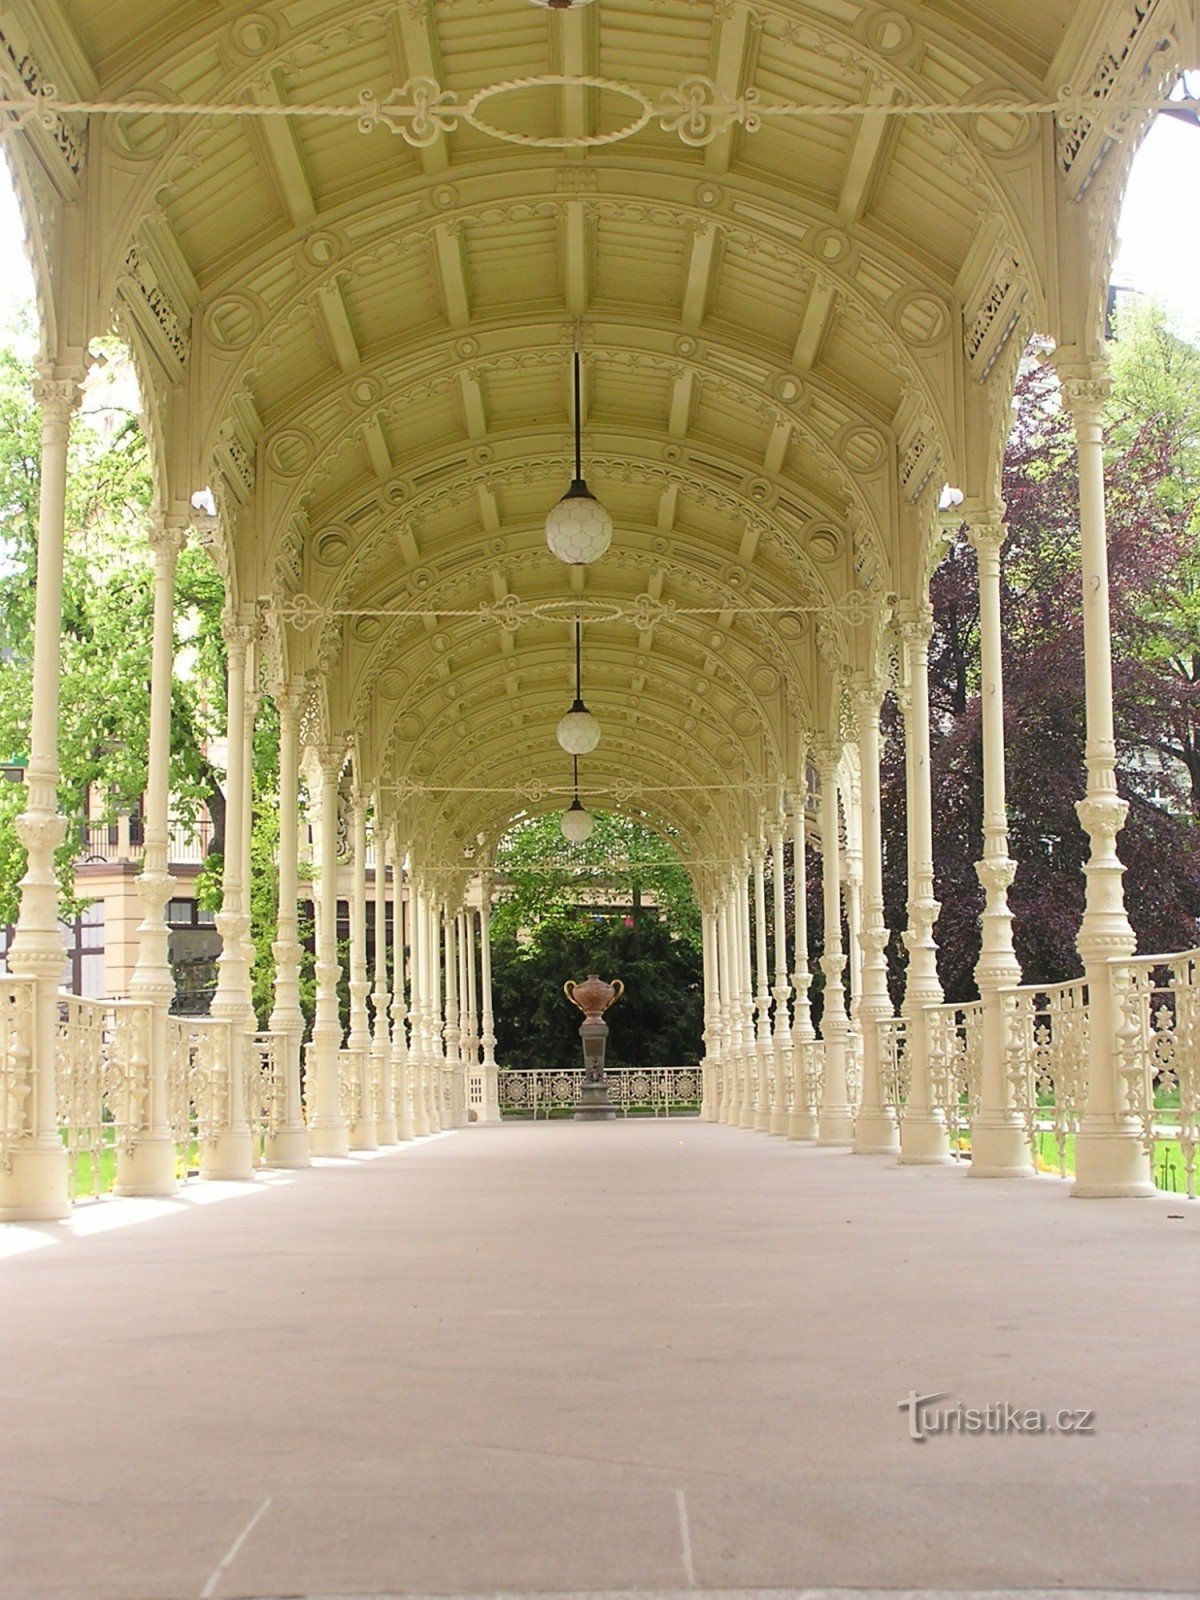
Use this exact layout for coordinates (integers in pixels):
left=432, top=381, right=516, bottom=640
left=376, top=1115, right=399, bottom=1145
left=309, top=1122, right=350, bottom=1157
left=853, top=1111, right=900, bottom=1155
left=816, top=1109, right=854, bottom=1146
left=738, top=1102, right=756, bottom=1129
left=263, top=1126, right=311, bottom=1168
left=349, top=1119, right=378, bottom=1152
left=1071, top=1126, right=1156, bottom=1197
left=899, top=1113, right=952, bottom=1165
left=199, top=1130, right=255, bottom=1181
left=788, top=1111, right=818, bottom=1141
left=968, top=1119, right=1034, bottom=1178
left=114, top=1137, right=179, bottom=1197
left=0, top=1143, right=70, bottom=1221
left=769, top=1107, right=790, bottom=1135
left=754, top=1107, right=771, bottom=1132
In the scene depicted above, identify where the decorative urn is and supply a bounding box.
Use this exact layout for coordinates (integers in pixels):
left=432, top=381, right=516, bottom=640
left=563, top=972, right=624, bottom=1021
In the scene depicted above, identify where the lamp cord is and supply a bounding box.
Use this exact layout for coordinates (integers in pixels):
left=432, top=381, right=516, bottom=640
left=573, top=349, right=582, bottom=482
left=575, top=615, right=582, bottom=701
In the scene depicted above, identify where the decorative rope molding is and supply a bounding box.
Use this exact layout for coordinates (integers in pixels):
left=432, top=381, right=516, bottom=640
left=3, top=74, right=1193, bottom=152
left=277, top=589, right=878, bottom=631
left=387, top=779, right=783, bottom=799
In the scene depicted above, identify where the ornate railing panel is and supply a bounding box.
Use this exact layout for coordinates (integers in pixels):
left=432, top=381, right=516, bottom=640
left=338, top=1046, right=366, bottom=1127
left=1112, top=950, right=1200, bottom=1198
left=249, top=1031, right=287, bottom=1158
left=927, top=1001, right=982, bottom=1158
left=56, top=996, right=152, bottom=1201
left=499, top=1067, right=702, bottom=1118
left=1005, top=980, right=1088, bottom=1176
left=0, top=977, right=35, bottom=1174
left=800, top=1037, right=825, bottom=1116
left=879, top=1017, right=909, bottom=1120
left=170, top=1016, right=236, bottom=1151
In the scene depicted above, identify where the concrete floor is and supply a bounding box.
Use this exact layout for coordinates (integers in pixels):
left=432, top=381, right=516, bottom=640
left=0, top=1119, right=1197, bottom=1600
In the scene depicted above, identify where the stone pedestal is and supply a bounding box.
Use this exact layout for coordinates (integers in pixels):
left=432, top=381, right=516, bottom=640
left=575, top=1019, right=616, bottom=1121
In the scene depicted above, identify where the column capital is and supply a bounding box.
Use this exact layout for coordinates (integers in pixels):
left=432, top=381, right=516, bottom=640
left=813, top=740, right=842, bottom=777
left=222, top=617, right=253, bottom=662
left=966, top=516, right=1008, bottom=559
left=31, top=373, right=82, bottom=420
left=895, top=599, right=934, bottom=647
left=147, top=515, right=189, bottom=559
left=1056, top=360, right=1111, bottom=424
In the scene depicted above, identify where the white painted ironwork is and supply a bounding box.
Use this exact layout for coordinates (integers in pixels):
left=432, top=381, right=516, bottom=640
left=1005, top=981, right=1088, bottom=1176
left=1112, top=950, right=1200, bottom=1199
left=499, top=1067, right=702, bottom=1119
left=55, top=996, right=152, bottom=1201
left=878, top=1017, right=909, bottom=1120
left=248, top=1031, right=288, bottom=1161
left=0, top=977, right=35, bottom=1174
left=926, top=1000, right=983, bottom=1160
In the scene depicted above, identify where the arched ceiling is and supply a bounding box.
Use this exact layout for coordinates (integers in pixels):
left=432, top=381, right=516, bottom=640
left=6, top=0, right=1197, bottom=879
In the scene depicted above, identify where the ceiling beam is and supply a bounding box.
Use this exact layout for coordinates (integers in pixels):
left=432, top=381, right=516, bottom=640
left=681, top=223, right=720, bottom=330
left=362, top=417, right=392, bottom=479
left=792, top=280, right=838, bottom=371
left=562, top=201, right=590, bottom=317
left=458, top=371, right=488, bottom=439
left=251, top=69, right=316, bottom=229
left=393, top=4, right=450, bottom=175
left=554, top=3, right=599, bottom=142
left=837, top=77, right=899, bottom=225
left=704, top=2, right=757, bottom=176
left=668, top=370, right=696, bottom=438
left=314, top=279, right=361, bottom=373
left=433, top=223, right=472, bottom=329
left=763, top=418, right=792, bottom=476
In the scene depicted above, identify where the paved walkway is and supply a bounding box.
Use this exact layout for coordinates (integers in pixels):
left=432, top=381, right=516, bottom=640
left=0, top=1120, right=1197, bottom=1600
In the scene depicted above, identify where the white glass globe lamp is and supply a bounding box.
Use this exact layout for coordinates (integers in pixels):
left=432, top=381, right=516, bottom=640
left=561, top=798, right=595, bottom=843
left=546, top=349, right=612, bottom=565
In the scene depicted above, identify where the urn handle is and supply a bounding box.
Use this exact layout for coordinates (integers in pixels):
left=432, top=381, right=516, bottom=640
left=563, top=979, right=576, bottom=1001
left=609, top=978, right=624, bottom=1005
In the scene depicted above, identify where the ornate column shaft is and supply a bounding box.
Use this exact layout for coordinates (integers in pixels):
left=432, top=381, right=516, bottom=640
left=737, top=865, right=755, bottom=1129
left=897, top=606, right=951, bottom=1165
left=240, top=667, right=259, bottom=1036
left=264, top=686, right=309, bottom=1167
left=389, top=831, right=413, bottom=1140
left=816, top=746, right=853, bottom=1145
left=769, top=822, right=792, bottom=1134
left=1061, top=367, right=1153, bottom=1197
left=308, top=756, right=349, bottom=1155
left=1, top=376, right=80, bottom=1220
left=752, top=843, right=773, bottom=1131
left=410, top=874, right=432, bottom=1135
left=372, top=796, right=397, bottom=1144
left=700, top=905, right=719, bottom=1122
left=717, top=892, right=734, bottom=1124
left=203, top=622, right=255, bottom=1179
left=429, top=896, right=445, bottom=1131
left=443, top=901, right=463, bottom=1128
left=478, top=871, right=501, bottom=1122
left=967, top=515, right=1031, bottom=1177
left=789, top=774, right=818, bottom=1140
left=852, top=684, right=900, bottom=1154
left=120, top=517, right=188, bottom=1196
left=347, top=791, right=377, bottom=1150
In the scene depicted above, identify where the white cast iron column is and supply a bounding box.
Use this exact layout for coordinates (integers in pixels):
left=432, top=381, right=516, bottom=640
left=752, top=842, right=773, bottom=1131
left=478, top=871, right=501, bottom=1123
left=308, top=756, right=349, bottom=1156
left=770, top=818, right=793, bottom=1134
left=427, top=892, right=444, bottom=1132
left=443, top=901, right=463, bottom=1127
left=389, top=833, right=413, bottom=1140
left=204, top=621, right=255, bottom=1180
left=789, top=777, right=818, bottom=1140
left=0, top=375, right=79, bottom=1220
left=264, top=685, right=309, bottom=1168
left=897, top=606, right=951, bottom=1164
left=1061, top=367, right=1154, bottom=1197
left=347, top=792, right=377, bottom=1150
left=967, top=514, right=1032, bottom=1177
left=372, top=797, right=397, bottom=1144
left=120, top=516, right=188, bottom=1196
left=816, top=746, right=853, bottom=1145
left=717, top=892, right=734, bottom=1124
left=853, top=682, right=900, bottom=1154
left=700, top=905, right=719, bottom=1121
left=410, top=875, right=432, bottom=1136
left=737, top=865, right=756, bottom=1129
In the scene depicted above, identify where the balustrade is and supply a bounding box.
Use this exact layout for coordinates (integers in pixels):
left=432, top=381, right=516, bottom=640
left=499, top=1067, right=702, bottom=1119
left=1004, top=980, right=1088, bottom=1176
left=1112, top=951, right=1200, bottom=1198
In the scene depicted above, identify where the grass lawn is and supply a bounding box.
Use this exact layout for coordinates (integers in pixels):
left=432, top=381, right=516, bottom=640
left=68, top=1135, right=201, bottom=1200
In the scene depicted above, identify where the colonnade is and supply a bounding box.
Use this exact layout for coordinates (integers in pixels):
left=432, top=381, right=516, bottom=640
left=0, top=353, right=1162, bottom=1219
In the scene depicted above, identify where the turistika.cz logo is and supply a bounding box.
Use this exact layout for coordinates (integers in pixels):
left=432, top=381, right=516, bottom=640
left=898, top=1390, right=1096, bottom=1442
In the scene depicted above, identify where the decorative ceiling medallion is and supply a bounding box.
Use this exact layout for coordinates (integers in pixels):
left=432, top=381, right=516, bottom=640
left=748, top=664, right=780, bottom=696
left=839, top=424, right=888, bottom=473
left=807, top=527, right=842, bottom=563
left=303, top=232, right=340, bottom=268
left=893, top=290, right=949, bottom=348
left=204, top=293, right=263, bottom=352
left=229, top=12, right=279, bottom=57
left=313, top=529, right=350, bottom=566
left=267, top=430, right=314, bottom=477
